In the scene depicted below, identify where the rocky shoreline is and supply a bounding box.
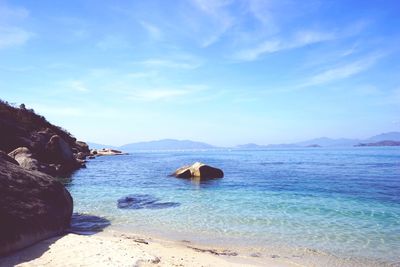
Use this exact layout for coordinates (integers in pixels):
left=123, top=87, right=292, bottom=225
left=0, top=100, right=126, bottom=256
left=1, top=101, right=91, bottom=177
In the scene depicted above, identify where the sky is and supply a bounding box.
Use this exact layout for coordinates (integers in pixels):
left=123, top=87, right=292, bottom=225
left=1, top=0, right=399, bottom=146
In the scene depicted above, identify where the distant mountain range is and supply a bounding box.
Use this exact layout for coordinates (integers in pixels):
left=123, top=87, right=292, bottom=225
left=120, top=139, right=215, bottom=151
left=235, top=132, right=400, bottom=149
left=355, top=140, right=400, bottom=147
left=88, top=132, right=400, bottom=151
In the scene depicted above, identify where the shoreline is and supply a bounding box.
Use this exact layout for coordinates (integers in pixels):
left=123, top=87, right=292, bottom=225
left=0, top=229, right=295, bottom=267
left=1, top=227, right=393, bottom=267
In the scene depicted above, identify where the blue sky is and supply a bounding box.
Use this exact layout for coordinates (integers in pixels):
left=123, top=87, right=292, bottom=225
left=1, top=0, right=399, bottom=146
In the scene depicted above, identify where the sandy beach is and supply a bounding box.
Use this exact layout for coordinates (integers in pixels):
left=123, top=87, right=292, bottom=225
left=0, top=230, right=298, bottom=267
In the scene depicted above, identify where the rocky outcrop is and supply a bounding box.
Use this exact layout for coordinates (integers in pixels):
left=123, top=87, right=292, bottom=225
left=90, top=148, right=127, bottom=157
left=0, top=101, right=90, bottom=176
left=171, top=162, right=224, bottom=179
left=0, top=153, right=73, bottom=256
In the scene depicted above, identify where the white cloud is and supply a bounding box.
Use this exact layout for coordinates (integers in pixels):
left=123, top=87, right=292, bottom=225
left=384, top=87, right=400, bottom=105
left=0, top=26, right=32, bottom=49
left=126, top=71, right=157, bottom=79
left=130, top=89, right=189, bottom=101
left=128, top=85, right=207, bottom=101
left=0, top=3, right=32, bottom=49
left=190, top=0, right=234, bottom=47
left=139, top=20, right=162, bottom=40
left=234, top=30, right=335, bottom=61
left=303, top=54, right=382, bottom=87
left=66, top=80, right=89, bottom=92
left=0, top=4, right=29, bottom=22
left=96, top=35, right=130, bottom=50
left=192, top=0, right=233, bottom=14
left=138, top=57, right=202, bottom=69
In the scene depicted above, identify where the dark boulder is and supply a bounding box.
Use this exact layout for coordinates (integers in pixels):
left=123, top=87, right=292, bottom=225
left=171, top=162, right=224, bottom=179
left=0, top=151, right=18, bottom=165
left=0, top=154, right=73, bottom=256
left=45, top=135, right=74, bottom=163
left=75, top=141, right=90, bottom=155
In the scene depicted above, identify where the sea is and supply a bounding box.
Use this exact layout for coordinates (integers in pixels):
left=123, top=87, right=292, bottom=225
left=66, top=147, right=400, bottom=266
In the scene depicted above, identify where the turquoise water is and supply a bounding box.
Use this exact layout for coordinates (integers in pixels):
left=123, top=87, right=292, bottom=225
left=67, top=147, right=400, bottom=265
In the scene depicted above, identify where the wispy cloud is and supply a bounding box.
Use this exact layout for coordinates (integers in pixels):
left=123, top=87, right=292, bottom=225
left=139, top=20, right=162, bottom=40
left=382, top=87, right=400, bottom=105
left=0, top=3, right=33, bottom=49
left=65, top=80, right=89, bottom=92
left=303, top=53, right=383, bottom=87
left=96, top=35, right=130, bottom=50
left=137, top=57, right=202, bottom=69
left=247, top=0, right=270, bottom=24
left=126, top=71, right=158, bottom=79
left=128, top=85, right=207, bottom=101
left=0, top=4, right=29, bottom=21
left=190, top=0, right=234, bottom=47
left=0, top=26, right=33, bottom=49
left=234, top=30, right=336, bottom=61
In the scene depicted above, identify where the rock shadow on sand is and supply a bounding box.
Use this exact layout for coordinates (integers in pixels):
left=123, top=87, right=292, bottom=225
left=69, top=213, right=111, bottom=235
left=0, top=213, right=110, bottom=267
left=117, top=194, right=180, bottom=210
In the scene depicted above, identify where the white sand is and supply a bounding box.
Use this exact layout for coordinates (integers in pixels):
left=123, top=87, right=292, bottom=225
left=0, top=231, right=297, bottom=267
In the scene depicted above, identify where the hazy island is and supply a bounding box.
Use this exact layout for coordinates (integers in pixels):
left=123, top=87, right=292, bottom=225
left=355, top=140, right=400, bottom=147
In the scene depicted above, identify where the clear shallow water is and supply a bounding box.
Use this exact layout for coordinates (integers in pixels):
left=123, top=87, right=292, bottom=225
left=67, top=148, right=400, bottom=264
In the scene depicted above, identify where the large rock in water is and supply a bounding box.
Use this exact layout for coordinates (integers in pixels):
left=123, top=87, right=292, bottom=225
left=171, top=162, right=224, bottom=179
left=0, top=153, right=73, bottom=256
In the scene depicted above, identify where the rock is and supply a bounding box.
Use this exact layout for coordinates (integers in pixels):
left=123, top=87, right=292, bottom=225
left=76, top=152, right=86, bottom=160
left=117, top=194, right=180, bottom=210
left=75, top=141, right=90, bottom=154
left=174, top=168, right=192, bottom=178
left=171, top=162, right=224, bottom=179
left=0, top=151, right=18, bottom=165
left=0, top=154, right=73, bottom=255
left=45, top=135, right=74, bottom=163
left=0, top=101, right=88, bottom=176
left=95, top=148, right=127, bottom=156
left=8, top=147, right=40, bottom=171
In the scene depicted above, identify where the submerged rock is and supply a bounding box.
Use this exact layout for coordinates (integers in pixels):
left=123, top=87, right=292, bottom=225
left=172, top=162, right=224, bottom=179
left=117, top=194, right=180, bottom=210
left=0, top=153, right=73, bottom=256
